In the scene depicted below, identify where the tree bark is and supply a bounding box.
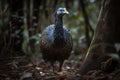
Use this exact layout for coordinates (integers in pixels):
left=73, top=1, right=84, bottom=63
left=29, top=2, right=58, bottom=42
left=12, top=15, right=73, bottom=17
left=79, top=0, right=120, bottom=75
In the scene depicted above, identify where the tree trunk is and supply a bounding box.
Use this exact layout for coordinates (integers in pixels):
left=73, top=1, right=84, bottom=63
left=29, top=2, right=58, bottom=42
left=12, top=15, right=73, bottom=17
left=79, top=0, right=93, bottom=47
left=79, top=0, right=120, bottom=75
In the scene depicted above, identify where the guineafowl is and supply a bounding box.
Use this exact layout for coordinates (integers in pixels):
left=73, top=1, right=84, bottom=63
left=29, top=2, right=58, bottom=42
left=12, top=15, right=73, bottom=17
left=40, top=7, right=73, bottom=72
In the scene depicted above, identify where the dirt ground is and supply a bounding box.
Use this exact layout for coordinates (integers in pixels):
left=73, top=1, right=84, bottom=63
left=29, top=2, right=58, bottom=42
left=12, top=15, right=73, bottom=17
left=0, top=54, right=120, bottom=80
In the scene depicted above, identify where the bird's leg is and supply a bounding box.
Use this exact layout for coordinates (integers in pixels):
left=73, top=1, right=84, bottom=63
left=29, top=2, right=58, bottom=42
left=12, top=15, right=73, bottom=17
left=51, top=62, right=55, bottom=72
left=58, top=61, right=64, bottom=72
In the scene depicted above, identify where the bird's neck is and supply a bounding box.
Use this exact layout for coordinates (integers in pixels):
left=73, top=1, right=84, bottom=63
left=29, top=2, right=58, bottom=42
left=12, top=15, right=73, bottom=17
left=55, top=16, right=63, bottom=28
left=54, top=16, right=63, bottom=36
left=53, top=16, right=66, bottom=48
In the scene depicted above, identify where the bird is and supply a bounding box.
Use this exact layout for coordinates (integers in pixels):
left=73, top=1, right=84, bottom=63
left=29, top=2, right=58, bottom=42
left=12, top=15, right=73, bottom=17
left=40, top=7, right=73, bottom=72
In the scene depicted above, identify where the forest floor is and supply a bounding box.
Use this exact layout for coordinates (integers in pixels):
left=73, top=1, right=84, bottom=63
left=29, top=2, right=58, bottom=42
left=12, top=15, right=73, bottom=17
left=0, top=54, right=120, bottom=80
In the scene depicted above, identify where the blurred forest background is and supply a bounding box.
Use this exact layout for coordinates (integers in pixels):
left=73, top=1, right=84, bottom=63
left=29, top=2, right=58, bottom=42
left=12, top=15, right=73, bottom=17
left=0, top=0, right=117, bottom=80
left=1, top=0, right=120, bottom=80
left=0, top=0, right=101, bottom=60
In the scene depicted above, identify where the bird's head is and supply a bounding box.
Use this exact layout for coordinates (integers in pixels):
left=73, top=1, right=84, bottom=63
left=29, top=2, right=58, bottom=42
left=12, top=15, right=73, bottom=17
left=55, top=7, right=69, bottom=17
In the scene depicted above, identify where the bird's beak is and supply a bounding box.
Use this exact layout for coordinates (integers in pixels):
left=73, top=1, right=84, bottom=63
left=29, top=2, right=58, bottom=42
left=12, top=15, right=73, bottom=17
left=64, top=10, right=69, bottom=14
